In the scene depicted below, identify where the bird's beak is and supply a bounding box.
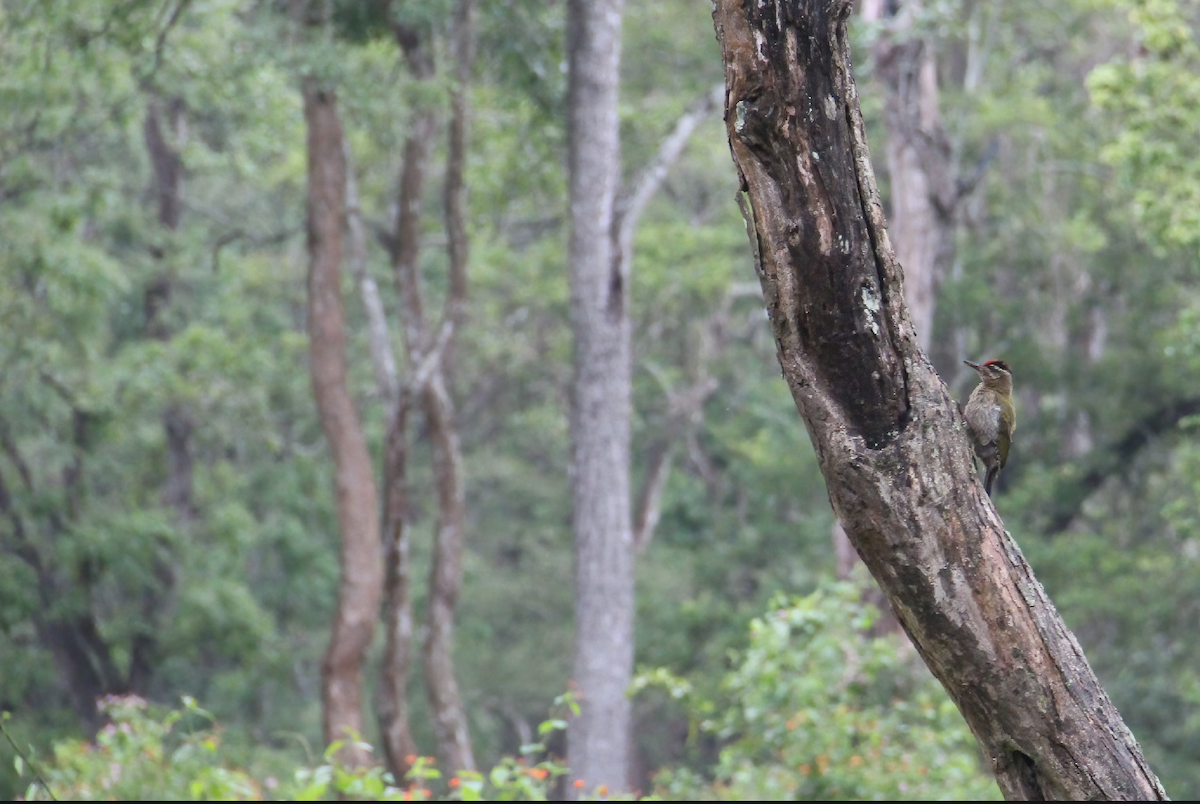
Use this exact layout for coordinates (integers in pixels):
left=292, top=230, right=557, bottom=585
left=963, top=360, right=980, bottom=370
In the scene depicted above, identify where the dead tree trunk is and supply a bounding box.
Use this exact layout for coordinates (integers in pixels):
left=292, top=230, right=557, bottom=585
left=712, top=1, right=1166, bottom=799
left=834, top=0, right=958, bottom=582
left=303, top=79, right=383, bottom=769
left=566, top=0, right=633, bottom=794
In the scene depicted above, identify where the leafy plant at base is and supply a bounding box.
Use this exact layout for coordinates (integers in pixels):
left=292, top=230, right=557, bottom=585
left=644, top=582, right=1001, bottom=800
left=25, top=695, right=259, bottom=801
left=13, top=693, right=626, bottom=801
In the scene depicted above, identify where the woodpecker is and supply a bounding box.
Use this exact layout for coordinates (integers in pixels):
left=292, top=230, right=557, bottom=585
left=962, top=359, right=1015, bottom=497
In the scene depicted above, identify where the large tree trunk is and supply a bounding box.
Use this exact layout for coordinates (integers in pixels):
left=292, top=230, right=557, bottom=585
left=566, top=0, right=633, bottom=794
left=712, top=2, right=1166, bottom=800
left=303, top=80, right=383, bottom=769
left=834, top=0, right=956, bottom=590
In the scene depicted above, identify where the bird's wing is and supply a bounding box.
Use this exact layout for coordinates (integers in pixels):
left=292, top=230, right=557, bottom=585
left=998, top=397, right=1015, bottom=468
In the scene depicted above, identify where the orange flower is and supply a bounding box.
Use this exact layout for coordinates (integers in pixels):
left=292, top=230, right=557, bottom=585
left=574, top=779, right=586, bottom=788
left=799, top=763, right=811, bottom=776
left=402, top=793, right=412, bottom=802
left=449, top=777, right=460, bottom=787
left=405, top=755, right=417, bottom=764
left=529, top=768, right=549, bottom=780
left=598, top=784, right=609, bottom=796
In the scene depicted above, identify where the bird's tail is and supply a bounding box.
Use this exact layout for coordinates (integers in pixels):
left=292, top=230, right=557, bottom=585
left=985, top=465, right=998, bottom=497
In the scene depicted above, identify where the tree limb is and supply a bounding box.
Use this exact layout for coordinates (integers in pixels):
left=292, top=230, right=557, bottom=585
left=614, top=84, right=724, bottom=270
left=344, top=140, right=400, bottom=406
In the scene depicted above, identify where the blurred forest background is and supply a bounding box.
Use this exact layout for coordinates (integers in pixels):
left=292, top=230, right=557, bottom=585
left=2, top=0, right=1200, bottom=799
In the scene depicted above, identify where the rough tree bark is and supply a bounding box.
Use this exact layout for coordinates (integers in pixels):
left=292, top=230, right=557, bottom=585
left=712, top=1, right=1167, bottom=799
left=566, top=0, right=632, bottom=794
left=834, top=0, right=958, bottom=582
left=303, top=80, right=383, bottom=769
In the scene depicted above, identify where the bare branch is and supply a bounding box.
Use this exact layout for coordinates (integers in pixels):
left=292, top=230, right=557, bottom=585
left=344, top=140, right=400, bottom=406
left=633, top=444, right=673, bottom=553
left=614, top=84, right=724, bottom=264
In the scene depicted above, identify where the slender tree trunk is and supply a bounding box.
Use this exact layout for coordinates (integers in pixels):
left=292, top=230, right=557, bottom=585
left=347, top=140, right=419, bottom=781
left=420, top=0, right=477, bottom=773
left=872, top=11, right=955, bottom=353
left=388, top=16, right=476, bottom=772
left=344, top=139, right=419, bottom=783
left=713, top=1, right=1167, bottom=799
left=303, top=80, right=383, bottom=769
left=420, top=371, right=474, bottom=773
left=442, top=0, right=474, bottom=375
left=378, top=389, right=418, bottom=779
left=566, top=0, right=632, bottom=794
left=374, top=23, right=439, bottom=783
left=136, top=95, right=192, bottom=695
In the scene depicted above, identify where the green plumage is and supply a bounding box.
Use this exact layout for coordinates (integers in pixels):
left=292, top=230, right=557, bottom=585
left=997, top=393, right=1015, bottom=468
left=962, top=360, right=1016, bottom=497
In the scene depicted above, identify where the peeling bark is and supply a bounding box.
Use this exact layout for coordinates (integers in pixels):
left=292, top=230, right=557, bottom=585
left=713, top=1, right=1166, bottom=799
left=304, top=80, right=383, bottom=770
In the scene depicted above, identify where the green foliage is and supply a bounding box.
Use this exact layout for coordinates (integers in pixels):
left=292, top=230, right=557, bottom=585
left=646, top=584, right=1000, bottom=801
left=1088, top=0, right=1200, bottom=253
left=4, top=0, right=1200, bottom=798
left=14, top=695, right=625, bottom=802
left=25, top=696, right=260, bottom=801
